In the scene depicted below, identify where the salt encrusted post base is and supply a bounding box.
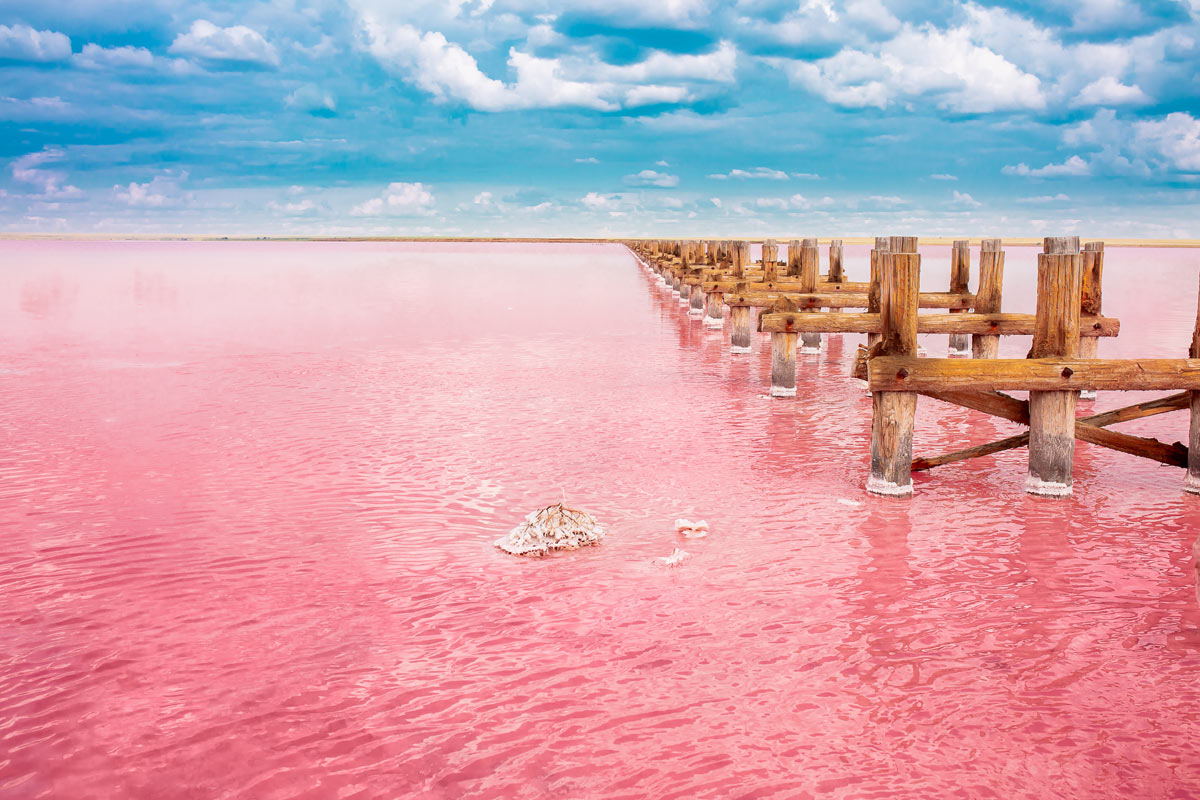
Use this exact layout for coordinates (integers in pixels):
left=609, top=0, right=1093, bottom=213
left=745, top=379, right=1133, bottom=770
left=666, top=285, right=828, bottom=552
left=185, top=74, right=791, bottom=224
left=866, top=476, right=914, bottom=497
left=770, top=386, right=797, bottom=398
left=1025, top=475, right=1073, bottom=497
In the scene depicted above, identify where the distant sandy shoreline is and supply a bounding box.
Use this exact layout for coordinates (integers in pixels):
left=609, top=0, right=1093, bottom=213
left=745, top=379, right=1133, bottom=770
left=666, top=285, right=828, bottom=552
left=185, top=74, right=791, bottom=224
left=2, top=234, right=1198, bottom=248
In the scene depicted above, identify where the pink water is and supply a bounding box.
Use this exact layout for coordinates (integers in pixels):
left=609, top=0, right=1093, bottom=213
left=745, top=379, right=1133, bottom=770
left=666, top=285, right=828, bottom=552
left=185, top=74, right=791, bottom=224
left=3, top=241, right=1200, bottom=799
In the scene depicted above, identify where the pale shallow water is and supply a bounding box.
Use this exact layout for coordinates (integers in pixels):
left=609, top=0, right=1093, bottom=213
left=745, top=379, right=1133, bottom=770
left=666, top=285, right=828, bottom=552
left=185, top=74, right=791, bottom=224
left=2, top=240, right=1200, bottom=799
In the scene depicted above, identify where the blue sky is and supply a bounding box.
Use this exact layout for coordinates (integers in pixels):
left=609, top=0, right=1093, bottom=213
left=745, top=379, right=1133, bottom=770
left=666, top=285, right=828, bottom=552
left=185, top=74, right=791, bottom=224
left=1, top=0, right=1199, bottom=237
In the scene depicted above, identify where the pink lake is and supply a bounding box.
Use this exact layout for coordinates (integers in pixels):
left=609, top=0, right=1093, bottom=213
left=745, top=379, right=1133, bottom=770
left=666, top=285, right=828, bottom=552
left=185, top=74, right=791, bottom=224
left=3, top=240, right=1200, bottom=799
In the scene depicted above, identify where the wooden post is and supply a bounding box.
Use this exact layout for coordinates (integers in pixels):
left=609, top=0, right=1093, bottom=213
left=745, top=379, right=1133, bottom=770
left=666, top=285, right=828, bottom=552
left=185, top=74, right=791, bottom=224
left=769, top=298, right=800, bottom=397
left=787, top=240, right=802, bottom=278
left=868, top=247, right=920, bottom=496
left=1027, top=237, right=1083, bottom=497
left=1079, top=241, right=1104, bottom=400
left=705, top=288, right=724, bottom=328
left=1187, top=272, right=1200, bottom=495
left=689, top=280, right=705, bottom=316
left=762, top=240, right=778, bottom=282
left=799, top=238, right=822, bottom=354
left=948, top=240, right=971, bottom=356
left=731, top=241, right=746, bottom=277
left=867, top=237, right=888, bottom=349
left=828, top=240, right=844, bottom=283
left=970, top=239, right=1004, bottom=359
left=730, top=304, right=753, bottom=354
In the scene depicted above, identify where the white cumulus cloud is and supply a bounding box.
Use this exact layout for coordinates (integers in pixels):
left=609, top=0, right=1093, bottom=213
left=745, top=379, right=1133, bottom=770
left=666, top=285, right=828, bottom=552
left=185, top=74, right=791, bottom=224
left=1003, top=155, right=1091, bottom=177
left=624, top=169, right=679, bottom=187
left=169, top=20, right=280, bottom=67
left=351, top=182, right=436, bottom=216
left=0, top=24, right=70, bottom=62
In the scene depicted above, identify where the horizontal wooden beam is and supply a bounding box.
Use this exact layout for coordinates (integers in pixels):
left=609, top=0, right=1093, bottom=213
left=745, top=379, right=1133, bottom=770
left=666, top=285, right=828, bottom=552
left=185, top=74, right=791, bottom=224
left=922, top=390, right=1030, bottom=425
left=759, top=312, right=1119, bottom=337
left=704, top=279, right=869, bottom=293
left=869, top=356, right=1200, bottom=392
left=723, top=291, right=974, bottom=310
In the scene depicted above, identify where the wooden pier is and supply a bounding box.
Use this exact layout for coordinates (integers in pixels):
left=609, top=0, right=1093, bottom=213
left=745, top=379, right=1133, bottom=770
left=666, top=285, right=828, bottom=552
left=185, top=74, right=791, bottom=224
left=628, top=237, right=1200, bottom=498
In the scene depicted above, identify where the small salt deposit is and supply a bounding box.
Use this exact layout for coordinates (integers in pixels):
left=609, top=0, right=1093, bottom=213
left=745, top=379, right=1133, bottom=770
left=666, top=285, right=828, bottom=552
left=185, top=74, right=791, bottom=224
left=494, top=503, right=607, bottom=556
left=675, top=518, right=709, bottom=538
left=658, top=548, right=690, bottom=566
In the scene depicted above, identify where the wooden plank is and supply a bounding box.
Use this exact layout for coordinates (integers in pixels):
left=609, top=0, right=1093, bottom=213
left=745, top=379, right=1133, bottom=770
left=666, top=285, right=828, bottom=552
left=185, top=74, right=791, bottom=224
left=868, top=356, right=1200, bottom=392
left=717, top=291, right=973, bottom=309
left=759, top=311, right=1119, bottom=337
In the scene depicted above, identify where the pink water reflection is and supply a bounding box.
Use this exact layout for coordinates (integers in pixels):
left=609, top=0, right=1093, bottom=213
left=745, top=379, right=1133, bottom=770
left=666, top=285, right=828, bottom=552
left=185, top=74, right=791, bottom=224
left=2, top=240, right=1200, bottom=799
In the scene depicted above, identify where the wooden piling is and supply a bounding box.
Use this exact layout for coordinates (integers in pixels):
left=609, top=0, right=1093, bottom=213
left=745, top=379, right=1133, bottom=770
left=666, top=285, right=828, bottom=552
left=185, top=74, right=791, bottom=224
left=1027, top=237, right=1083, bottom=496
left=769, top=297, right=801, bottom=397
left=867, top=237, right=888, bottom=349
left=731, top=304, right=753, bottom=353
left=1188, top=274, right=1200, bottom=495
left=948, top=240, right=971, bottom=355
left=762, top=240, right=779, bottom=282
left=828, top=240, right=844, bottom=283
left=868, top=248, right=920, bottom=496
left=731, top=240, right=746, bottom=278
left=970, top=239, right=1004, bottom=359
left=787, top=240, right=802, bottom=278
left=1079, top=241, right=1104, bottom=399
left=705, top=288, right=725, bottom=328
left=799, top=238, right=822, bottom=354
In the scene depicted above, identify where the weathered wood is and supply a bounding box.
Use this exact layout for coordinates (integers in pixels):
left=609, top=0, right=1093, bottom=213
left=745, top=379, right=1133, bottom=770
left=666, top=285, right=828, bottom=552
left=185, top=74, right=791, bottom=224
left=730, top=305, right=753, bottom=353
left=731, top=240, right=746, bottom=277
left=759, top=311, right=1118, bottom=337
left=1027, top=247, right=1084, bottom=496
left=869, top=251, right=920, bottom=495
left=787, top=240, right=802, bottom=278
left=971, top=239, right=1004, bottom=359
left=922, top=390, right=1029, bottom=425
left=867, top=237, right=888, bottom=349
left=913, top=397, right=1191, bottom=471
left=762, top=239, right=778, bottom=282
left=948, top=240, right=971, bottom=355
left=1044, top=236, right=1080, bottom=255
left=868, top=357, right=1200, bottom=392
left=705, top=290, right=724, bottom=328
left=828, top=240, right=844, bottom=283
left=771, top=332, right=798, bottom=396
left=1189, top=273, right=1200, bottom=493
left=1079, top=242, right=1105, bottom=399
left=715, top=290, right=973, bottom=310
left=703, top=279, right=871, bottom=293
left=799, top=239, right=821, bottom=353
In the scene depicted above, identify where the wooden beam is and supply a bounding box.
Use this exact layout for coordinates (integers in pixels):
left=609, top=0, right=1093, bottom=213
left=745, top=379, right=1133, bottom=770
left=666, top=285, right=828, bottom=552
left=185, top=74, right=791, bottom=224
left=718, top=290, right=973, bottom=309
left=913, top=394, right=1191, bottom=471
left=868, top=356, right=1200, bottom=392
left=759, top=311, right=1119, bottom=337
left=921, top=390, right=1029, bottom=425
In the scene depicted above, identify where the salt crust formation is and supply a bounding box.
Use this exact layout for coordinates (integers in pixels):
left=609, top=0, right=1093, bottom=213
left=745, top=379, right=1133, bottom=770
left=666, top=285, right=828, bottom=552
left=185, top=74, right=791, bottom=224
left=495, top=503, right=607, bottom=556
